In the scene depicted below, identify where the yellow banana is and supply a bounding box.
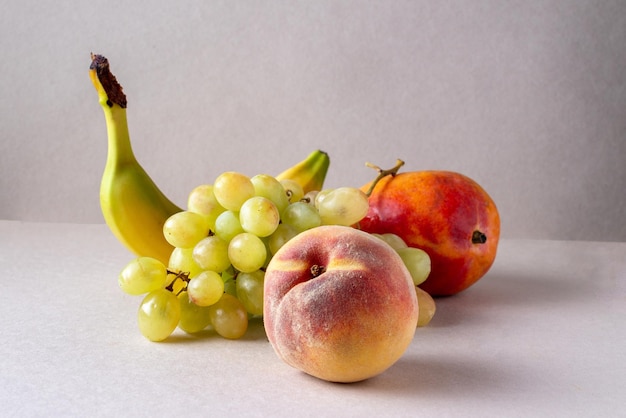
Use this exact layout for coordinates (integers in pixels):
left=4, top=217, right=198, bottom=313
left=90, top=54, right=182, bottom=265
left=90, top=54, right=331, bottom=265
left=275, top=150, right=330, bottom=193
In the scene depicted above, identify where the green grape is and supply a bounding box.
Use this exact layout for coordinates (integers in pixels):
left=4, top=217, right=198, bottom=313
left=302, top=190, right=319, bottom=205
left=119, top=257, right=167, bottom=296
left=221, top=267, right=237, bottom=297
left=236, top=270, right=265, bottom=316
left=221, top=266, right=236, bottom=282
left=137, top=289, right=181, bottom=342
left=214, top=210, right=244, bottom=242
left=178, top=292, right=212, bottom=334
left=163, top=211, right=210, bottom=249
left=213, top=171, right=255, bottom=211
left=251, top=174, right=290, bottom=213
left=415, top=286, right=436, bottom=327
left=223, top=277, right=237, bottom=297
left=168, top=247, right=203, bottom=278
left=208, top=293, right=248, bottom=339
left=314, top=188, right=333, bottom=207
left=373, top=232, right=408, bottom=251
left=316, top=187, right=369, bottom=226
left=280, top=179, right=304, bottom=203
left=267, top=223, right=298, bottom=254
left=228, top=233, right=267, bottom=273
left=187, top=270, right=224, bottom=307
left=187, top=184, right=225, bottom=227
left=261, top=236, right=273, bottom=269
left=397, top=246, right=431, bottom=286
left=239, top=196, right=280, bottom=237
left=192, top=235, right=231, bottom=273
left=281, top=201, right=322, bottom=232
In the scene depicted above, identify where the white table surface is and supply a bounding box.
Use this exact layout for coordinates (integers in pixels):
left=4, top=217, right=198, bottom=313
left=1, top=220, right=625, bottom=417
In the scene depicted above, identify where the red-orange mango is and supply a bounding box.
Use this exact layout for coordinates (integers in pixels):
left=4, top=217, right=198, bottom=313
left=360, top=171, right=500, bottom=296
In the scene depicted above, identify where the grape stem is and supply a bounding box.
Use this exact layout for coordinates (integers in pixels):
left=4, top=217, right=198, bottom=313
left=363, top=159, right=405, bottom=197
left=165, top=269, right=191, bottom=295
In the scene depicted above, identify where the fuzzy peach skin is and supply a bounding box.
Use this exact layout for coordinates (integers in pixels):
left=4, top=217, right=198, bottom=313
left=263, top=225, right=418, bottom=383
left=360, top=171, right=500, bottom=296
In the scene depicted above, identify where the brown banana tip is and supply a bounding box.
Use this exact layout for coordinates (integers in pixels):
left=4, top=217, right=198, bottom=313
left=90, top=53, right=127, bottom=108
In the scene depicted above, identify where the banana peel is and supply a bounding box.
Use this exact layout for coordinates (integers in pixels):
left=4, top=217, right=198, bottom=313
left=90, top=54, right=181, bottom=264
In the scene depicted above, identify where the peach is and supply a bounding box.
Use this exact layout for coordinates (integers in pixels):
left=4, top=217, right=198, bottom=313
left=360, top=171, right=500, bottom=296
left=263, top=225, right=418, bottom=383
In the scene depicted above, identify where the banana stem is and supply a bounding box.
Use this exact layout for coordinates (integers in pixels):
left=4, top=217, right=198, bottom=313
left=89, top=54, right=127, bottom=108
left=89, top=54, right=136, bottom=167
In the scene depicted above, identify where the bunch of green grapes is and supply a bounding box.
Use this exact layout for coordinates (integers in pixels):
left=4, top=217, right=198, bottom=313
left=119, top=172, right=373, bottom=341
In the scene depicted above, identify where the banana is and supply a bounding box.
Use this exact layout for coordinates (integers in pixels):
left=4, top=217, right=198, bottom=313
left=90, top=54, right=331, bottom=264
left=90, top=54, right=182, bottom=264
left=275, top=150, right=330, bottom=193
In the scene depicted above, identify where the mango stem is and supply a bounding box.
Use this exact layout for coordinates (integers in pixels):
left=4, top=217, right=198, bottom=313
left=364, top=159, right=405, bottom=197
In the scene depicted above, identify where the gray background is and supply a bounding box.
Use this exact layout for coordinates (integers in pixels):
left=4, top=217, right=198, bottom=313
left=1, top=0, right=625, bottom=242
